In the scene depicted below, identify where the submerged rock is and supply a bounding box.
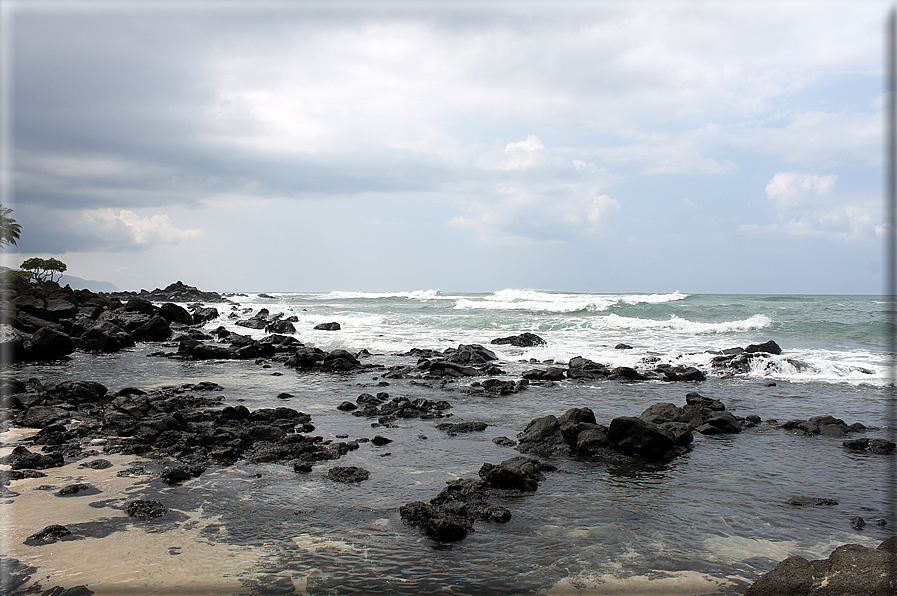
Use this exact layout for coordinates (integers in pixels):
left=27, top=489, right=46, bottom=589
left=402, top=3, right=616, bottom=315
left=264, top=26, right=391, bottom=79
left=327, top=466, right=370, bottom=483
left=490, top=332, right=546, bottom=347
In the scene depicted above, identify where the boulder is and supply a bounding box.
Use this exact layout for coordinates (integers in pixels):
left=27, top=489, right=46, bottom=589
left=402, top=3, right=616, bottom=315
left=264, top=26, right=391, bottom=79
left=158, top=303, right=194, bottom=326
left=605, top=417, right=676, bottom=459
left=80, top=322, right=135, bottom=352
left=314, top=322, right=341, bottom=331
left=443, top=344, right=498, bottom=365
left=20, top=328, right=75, bottom=361
left=490, top=332, right=546, bottom=347
left=745, top=340, right=782, bottom=355
left=321, top=349, right=361, bottom=372
left=192, top=307, right=219, bottom=325
left=478, top=456, right=548, bottom=491
left=843, top=438, right=896, bottom=454
left=131, top=315, right=172, bottom=342
left=744, top=538, right=897, bottom=595
left=123, top=297, right=158, bottom=316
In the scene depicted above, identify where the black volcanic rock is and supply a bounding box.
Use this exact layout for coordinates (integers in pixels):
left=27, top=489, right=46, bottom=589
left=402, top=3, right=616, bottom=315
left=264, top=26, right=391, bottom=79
left=491, top=332, right=546, bottom=347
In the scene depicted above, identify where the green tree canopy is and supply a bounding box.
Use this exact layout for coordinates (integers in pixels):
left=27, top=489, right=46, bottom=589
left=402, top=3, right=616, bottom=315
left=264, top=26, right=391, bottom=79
left=0, top=204, right=21, bottom=248
left=21, top=257, right=67, bottom=284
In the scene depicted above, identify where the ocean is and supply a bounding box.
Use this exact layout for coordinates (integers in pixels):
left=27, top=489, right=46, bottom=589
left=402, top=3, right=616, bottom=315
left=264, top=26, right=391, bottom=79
left=4, top=290, right=894, bottom=594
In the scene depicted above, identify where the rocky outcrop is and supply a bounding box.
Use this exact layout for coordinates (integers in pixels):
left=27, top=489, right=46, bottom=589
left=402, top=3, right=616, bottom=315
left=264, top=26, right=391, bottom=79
left=108, top=281, right=226, bottom=304
left=744, top=537, right=897, bottom=595
left=843, top=437, right=896, bottom=454
left=314, top=322, right=341, bottom=331
left=400, top=456, right=554, bottom=542
left=2, top=278, right=226, bottom=361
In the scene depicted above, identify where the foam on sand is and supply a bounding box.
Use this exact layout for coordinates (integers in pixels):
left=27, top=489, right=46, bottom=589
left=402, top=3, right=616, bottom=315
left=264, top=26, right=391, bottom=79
left=545, top=570, right=732, bottom=595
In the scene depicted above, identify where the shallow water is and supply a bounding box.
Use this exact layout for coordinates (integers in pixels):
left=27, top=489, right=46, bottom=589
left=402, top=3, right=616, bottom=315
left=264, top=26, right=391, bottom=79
left=2, top=291, right=895, bottom=594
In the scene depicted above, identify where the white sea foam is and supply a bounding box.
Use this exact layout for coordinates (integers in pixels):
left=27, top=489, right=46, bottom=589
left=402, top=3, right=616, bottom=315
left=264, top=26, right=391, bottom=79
left=453, top=289, right=688, bottom=313
left=586, top=314, right=773, bottom=335
left=324, top=289, right=446, bottom=300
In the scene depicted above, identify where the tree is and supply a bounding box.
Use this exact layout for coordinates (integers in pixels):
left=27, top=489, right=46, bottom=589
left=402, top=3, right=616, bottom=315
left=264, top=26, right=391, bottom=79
left=20, top=257, right=67, bottom=284
left=0, top=204, right=21, bottom=247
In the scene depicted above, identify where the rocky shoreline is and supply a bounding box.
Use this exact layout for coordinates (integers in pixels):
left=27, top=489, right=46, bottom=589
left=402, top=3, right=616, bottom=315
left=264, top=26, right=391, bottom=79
left=2, top=279, right=894, bottom=594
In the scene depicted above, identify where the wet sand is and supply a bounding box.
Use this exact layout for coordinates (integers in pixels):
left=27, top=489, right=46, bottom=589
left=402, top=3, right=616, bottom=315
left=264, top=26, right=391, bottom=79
left=0, top=429, right=292, bottom=595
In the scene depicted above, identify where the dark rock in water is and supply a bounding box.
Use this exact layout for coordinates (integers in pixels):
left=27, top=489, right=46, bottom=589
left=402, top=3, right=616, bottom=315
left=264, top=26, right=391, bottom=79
left=160, top=466, right=193, bottom=485
left=851, top=516, right=866, bottom=530
left=606, top=417, right=677, bottom=459
left=400, top=455, right=555, bottom=543
left=25, top=524, right=72, bottom=545
left=843, top=438, right=896, bottom=454
left=787, top=496, right=839, bottom=507
left=372, top=435, right=393, bottom=446
left=614, top=343, right=633, bottom=350
left=696, top=411, right=743, bottom=435
left=478, top=456, right=550, bottom=491
left=314, top=322, right=341, bottom=331
left=493, top=436, right=516, bottom=447
left=286, top=346, right=327, bottom=368
left=123, top=297, right=158, bottom=316
left=321, top=349, right=361, bottom=372
left=20, top=327, right=75, bottom=361
left=327, top=466, right=370, bottom=483
left=436, top=421, right=488, bottom=435
left=609, top=366, right=645, bottom=381
left=744, top=537, right=897, bottom=595
left=443, top=344, right=498, bottom=365
left=490, top=332, right=546, bottom=347
left=131, top=315, right=172, bottom=342
left=522, top=367, right=565, bottom=381
left=348, top=392, right=451, bottom=422
left=566, top=356, right=610, bottom=379
left=337, top=401, right=357, bottom=411
left=192, top=306, right=219, bottom=325
left=80, top=322, right=135, bottom=352
left=479, top=378, right=524, bottom=395
left=516, top=414, right=569, bottom=457
left=745, top=340, right=782, bottom=355
left=158, top=302, right=194, bottom=326
left=266, top=319, right=296, bottom=334
left=127, top=500, right=166, bottom=520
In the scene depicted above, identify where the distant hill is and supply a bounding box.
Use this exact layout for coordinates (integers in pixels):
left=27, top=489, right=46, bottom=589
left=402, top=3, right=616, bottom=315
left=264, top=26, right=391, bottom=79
left=58, top=274, right=120, bottom=293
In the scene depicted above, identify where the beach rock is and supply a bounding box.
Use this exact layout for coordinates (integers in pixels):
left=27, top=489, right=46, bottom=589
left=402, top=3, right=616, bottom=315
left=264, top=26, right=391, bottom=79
left=609, top=366, right=645, bottom=381
left=1, top=446, right=64, bottom=470
left=744, top=537, right=897, bottom=595
left=24, top=524, right=72, bottom=545
left=479, top=378, right=524, bottom=395
left=696, top=411, right=743, bottom=435
left=57, top=483, right=93, bottom=496
left=399, top=501, right=472, bottom=542
left=127, top=499, right=167, bottom=520
left=314, top=322, right=341, bottom=331
left=327, top=466, right=370, bottom=483
left=286, top=346, right=327, bottom=368
left=516, top=414, right=569, bottom=457
left=490, top=332, right=546, bottom=347
left=371, top=435, right=392, bottom=446
left=236, top=309, right=270, bottom=329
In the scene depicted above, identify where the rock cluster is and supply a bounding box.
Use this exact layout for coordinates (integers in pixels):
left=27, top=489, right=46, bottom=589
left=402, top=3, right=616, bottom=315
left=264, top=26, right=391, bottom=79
left=386, top=345, right=505, bottom=379
left=339, top=391, right=452, bottom=424
left=744, top=537, right=897, bottom=595
left=513, top=392, right=754, bottom=461
left=400, top=456, right=555, bottom=542
left=779, top=415, right=866, bottom=438
left=108, top=281, right=226, bottom=304
left=2, top=377, right=358, bottom=472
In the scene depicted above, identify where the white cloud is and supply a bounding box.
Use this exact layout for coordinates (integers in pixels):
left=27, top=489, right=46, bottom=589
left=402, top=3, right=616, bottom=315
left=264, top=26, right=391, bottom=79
left=742, top=172, right=880, bottom=244
left=84, top=209, right=203, bottom=246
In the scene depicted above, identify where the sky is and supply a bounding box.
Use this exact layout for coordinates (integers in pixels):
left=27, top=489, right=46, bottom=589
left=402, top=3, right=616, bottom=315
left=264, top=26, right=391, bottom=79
left=0, top=0, right=889, bottom=294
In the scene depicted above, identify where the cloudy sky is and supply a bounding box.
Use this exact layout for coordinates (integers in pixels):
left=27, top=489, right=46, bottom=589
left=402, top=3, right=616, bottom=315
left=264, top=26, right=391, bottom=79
left=1, top=0, right=888, bottom=294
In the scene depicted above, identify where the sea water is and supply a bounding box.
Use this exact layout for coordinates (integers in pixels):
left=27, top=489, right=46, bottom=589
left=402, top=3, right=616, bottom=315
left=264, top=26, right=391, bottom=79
left=4, top=290, right=894, bottom=595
